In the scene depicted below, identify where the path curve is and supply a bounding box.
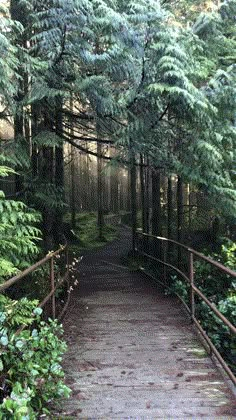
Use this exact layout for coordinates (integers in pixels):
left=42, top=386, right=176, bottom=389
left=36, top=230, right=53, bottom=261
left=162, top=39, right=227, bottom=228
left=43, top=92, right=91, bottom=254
left=61, top=227, right=235, bottom=418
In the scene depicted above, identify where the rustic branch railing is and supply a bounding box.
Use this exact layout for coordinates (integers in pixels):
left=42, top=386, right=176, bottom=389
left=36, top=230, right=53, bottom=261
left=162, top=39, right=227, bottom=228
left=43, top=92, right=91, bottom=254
left=136, top=231, right=236, bottom=386
left=0, top=246, right=70, bottom=322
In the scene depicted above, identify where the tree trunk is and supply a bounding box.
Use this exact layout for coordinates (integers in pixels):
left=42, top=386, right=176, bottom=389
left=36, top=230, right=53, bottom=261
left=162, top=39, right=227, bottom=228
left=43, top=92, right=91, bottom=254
left=130, top=150, right=137, bottom=253
left=14, top=112, right=24, bottom=195
left=54, top=97, right=64, bottom=245
left=31, top=106, right=39, bottom=178
left=10, top=0, right=26, bottom=196
left=144, top=158, right=150, bottom=233
left=167, top=176, right=173, bottom=255
left=177, top=176, right=184, bottom=265
left=69, top=96, right=76, bottom=229
left=41, top=105, right=55, bottom=251
left=71, top=144, right=76, bottom=229
left=97, top=138, right=104, bottom=240
left=167, top=176, right=173, bottom=240
left=140, top=154, right=146, bottom=232
left=110, top=169, right=119, bottom=213
left=177, top=176, right=184, bottom=243
left=152, top=169, right=161, bottom=236
left=127, top=169, right=131, bottom=212
left=42, top=146, right=54, bottom=251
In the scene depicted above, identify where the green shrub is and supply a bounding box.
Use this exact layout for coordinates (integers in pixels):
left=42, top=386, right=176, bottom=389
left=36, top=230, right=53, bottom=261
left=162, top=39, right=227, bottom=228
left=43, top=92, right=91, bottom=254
left=0, top=296, right=70, bottom=419
left=170, top=240, right=236, bottom=372
left=195, top=296, right=236, bottom=371
left=169, top=275, right=189, bottom=304
left=0, top=159, right=42, bottom=282
left=194, top=239, right=236, bottom=302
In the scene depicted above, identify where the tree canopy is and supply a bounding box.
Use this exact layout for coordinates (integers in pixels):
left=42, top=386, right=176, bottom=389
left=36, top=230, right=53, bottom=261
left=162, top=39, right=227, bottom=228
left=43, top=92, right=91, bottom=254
left=0, top=0, right=235, bottom=250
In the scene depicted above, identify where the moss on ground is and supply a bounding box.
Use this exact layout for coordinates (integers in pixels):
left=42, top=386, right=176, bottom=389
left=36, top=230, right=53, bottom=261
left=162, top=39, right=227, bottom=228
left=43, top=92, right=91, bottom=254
left=64, top=212, right=118, bottom=254
left=188, top=347, right=208, bottom=358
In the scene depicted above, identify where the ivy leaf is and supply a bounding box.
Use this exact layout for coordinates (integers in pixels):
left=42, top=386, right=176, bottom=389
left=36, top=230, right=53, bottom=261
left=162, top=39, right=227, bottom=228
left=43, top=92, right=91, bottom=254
left=33, top=308, right=43, bottom=316
left=15, top=340, right=25, bottom=349
left=0, top=335, right=8, bottom=346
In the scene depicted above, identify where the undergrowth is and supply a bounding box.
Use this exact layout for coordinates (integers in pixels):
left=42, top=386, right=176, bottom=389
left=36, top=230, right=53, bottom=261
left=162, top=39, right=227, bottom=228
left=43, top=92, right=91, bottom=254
left=127, top=239, right=236, bottom=373
left=64, top=212, right=118, bottom=253
left=169, top=239, right=236, bottom=373
left=0, top=296, right=70, bottom=419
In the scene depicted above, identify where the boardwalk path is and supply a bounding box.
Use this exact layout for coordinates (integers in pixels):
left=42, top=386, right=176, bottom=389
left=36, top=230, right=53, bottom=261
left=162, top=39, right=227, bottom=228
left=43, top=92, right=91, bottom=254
left=61, top=227, right=235, bottom=418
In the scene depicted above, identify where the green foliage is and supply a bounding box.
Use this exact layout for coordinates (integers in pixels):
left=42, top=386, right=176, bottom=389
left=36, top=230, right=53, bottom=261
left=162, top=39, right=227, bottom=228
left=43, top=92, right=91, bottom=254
left=170, top=240, right=236, bottom=372
left=0, top=295, right=39, bottom=329
left=1, top=138, right=31, bottom=172
left=0, top=7, right=22, bottom=113
left=194, top=240, right=236, bottom=301
left=64, top=211, right=118, bottom=252
left=32, top=130, right=63, bottom=148
left=0, top=297, right=70, bottom=418
left=30, top=183, right=66, bottom=211
left=3, top=0, right=235, bottom=219
left=0, top=155, right=42, bottom=280
left=1, top=0, right=235, bottom=410
left=196, top=296, right=236, bottom=372
left=169, top=275, right=189, bottom=304
left=0, top=191, right=41, bottom=280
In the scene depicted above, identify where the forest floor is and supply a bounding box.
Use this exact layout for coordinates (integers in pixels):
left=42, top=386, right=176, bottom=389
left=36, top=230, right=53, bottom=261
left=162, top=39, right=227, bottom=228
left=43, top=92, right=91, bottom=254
left=57, top=226, right=236, bottom=419
left=64, top=212, right=119, bottom=254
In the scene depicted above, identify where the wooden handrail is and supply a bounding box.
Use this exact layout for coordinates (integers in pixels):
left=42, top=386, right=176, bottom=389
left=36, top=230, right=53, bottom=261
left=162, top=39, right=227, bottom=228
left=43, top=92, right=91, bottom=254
left=0, top=245, right=70, bottom=321
left=192, top=285, right=236, bottom=335
left=0, top=246, right=66, bottom=293
left=136, top=230, right=236, bottom=386
left=137, top=231, right=236, bottom=278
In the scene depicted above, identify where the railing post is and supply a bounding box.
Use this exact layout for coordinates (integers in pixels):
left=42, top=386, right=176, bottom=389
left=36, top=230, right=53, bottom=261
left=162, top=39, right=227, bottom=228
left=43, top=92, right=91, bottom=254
left=189, top=251, right=194, bottom=322
left=50, top=257, right=56, bottom=320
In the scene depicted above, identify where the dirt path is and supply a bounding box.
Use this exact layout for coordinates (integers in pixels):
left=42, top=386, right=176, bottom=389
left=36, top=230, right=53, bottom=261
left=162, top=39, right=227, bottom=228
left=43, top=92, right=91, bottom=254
left=60, top=227, right=235, bottom=418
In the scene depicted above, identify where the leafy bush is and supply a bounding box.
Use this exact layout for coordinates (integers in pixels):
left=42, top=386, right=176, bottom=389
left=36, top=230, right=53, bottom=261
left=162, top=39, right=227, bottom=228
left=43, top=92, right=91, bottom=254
left=194, top=239, right=236, bottom=302
left=0, top=296, right=70, bottom=418
left=170, top=240, right=236, bottom=372
left=195, top=296, right=236, bottom=371
left=169, top=275, right=189, bottom=304
left=0, top=159, right=42, bottom=282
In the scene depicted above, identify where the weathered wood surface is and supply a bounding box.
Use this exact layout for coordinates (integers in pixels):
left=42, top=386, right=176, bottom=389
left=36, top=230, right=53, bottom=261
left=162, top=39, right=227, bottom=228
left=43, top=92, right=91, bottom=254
left=61, top=227, right=236, bottom=418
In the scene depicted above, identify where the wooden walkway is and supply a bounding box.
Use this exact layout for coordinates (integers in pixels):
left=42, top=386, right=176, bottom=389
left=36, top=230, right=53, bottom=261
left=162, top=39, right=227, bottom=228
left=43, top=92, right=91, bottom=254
left=61, top=228, right=236, bottom=419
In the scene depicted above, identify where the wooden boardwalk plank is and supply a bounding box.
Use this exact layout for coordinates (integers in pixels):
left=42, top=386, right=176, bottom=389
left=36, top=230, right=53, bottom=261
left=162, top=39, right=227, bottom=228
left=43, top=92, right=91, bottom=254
left=61, top=228, right=236, bottom=419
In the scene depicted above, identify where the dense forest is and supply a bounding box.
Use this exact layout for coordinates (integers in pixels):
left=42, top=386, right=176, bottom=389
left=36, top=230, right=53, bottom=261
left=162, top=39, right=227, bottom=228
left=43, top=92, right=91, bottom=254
left=0, top=0, right=235, bottom=417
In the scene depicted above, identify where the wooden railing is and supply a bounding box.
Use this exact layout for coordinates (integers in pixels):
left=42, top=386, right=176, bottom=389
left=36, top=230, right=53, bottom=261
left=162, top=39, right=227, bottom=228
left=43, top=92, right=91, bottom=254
left=136, top=231, right=236, bottom=386
left=0, top=246, right=70, bottom=322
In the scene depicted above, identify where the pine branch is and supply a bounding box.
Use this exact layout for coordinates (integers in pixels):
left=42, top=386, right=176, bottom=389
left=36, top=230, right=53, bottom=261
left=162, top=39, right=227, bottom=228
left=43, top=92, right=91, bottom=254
left=53, top=24, right=67, bottom=66
left=62, top=133, right=163, bottom=169
left=62, top=109, right=95, bottom=121
left=158, top=104, right=170, bottom=121
left=60, top=128, right=114, bottom=145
